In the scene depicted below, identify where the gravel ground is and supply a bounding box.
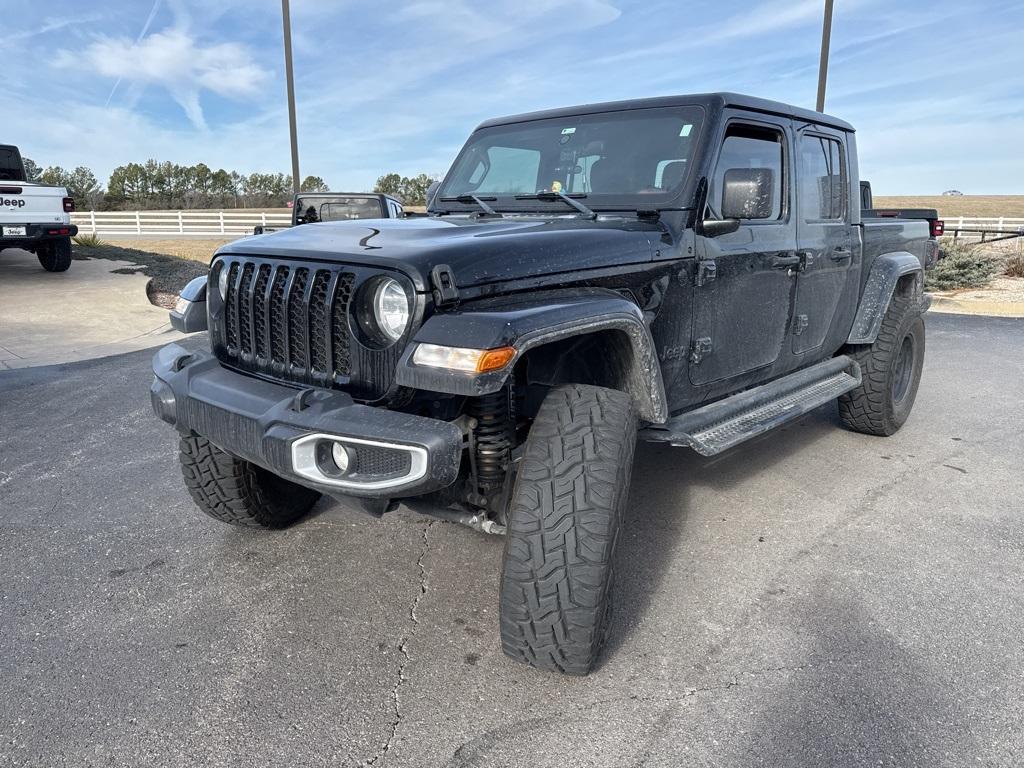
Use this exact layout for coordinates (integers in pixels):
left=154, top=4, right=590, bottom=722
left=1, top=313, right=1022, bottom=767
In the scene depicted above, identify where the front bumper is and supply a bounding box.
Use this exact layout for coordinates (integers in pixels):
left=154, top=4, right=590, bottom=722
left=151, top=343, right=463, bottom=499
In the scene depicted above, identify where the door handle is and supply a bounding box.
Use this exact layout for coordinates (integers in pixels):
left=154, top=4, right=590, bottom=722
left=772, top=254, right=801, bottom=269
left=830, top=247, right=852, bottom=262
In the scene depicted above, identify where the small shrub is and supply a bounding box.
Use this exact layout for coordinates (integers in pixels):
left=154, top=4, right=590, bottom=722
left=72, top=233, right=105, bottom=248
left=1004, top=252, right=1024, bottom=278
left=926, top=243, right=1000, bottom=291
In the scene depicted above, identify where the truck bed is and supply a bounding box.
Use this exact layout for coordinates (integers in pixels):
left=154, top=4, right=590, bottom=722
left=859, top=215, right=936, bottom=284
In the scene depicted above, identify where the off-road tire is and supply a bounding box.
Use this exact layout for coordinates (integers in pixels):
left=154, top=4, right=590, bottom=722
left=499, top=384, right=637, bottom=675
left=179, top=435, right=320, bottom=529
left=839, top=295, right=926, bottom=436
left=37, top=239, right=72, bottom=272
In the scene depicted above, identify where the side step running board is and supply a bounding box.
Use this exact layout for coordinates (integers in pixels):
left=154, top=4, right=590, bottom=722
left=640, top=356, right=862, bottom=456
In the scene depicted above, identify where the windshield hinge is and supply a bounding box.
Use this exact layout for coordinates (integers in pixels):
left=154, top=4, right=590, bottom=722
left=690, top=337, right=713, bottom=364
left=695, top=259, right=717, bottom=287
left=430, top=264, right=459, bottom=307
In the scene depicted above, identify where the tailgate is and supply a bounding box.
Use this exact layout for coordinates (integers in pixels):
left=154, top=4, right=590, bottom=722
left=0, top=184, right=65, bottom=225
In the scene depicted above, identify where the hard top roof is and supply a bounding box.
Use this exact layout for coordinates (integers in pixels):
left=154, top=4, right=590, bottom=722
left=476, top=92, right=854, bottom=133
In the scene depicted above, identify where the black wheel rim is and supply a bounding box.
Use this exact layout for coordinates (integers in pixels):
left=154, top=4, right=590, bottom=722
left=891, top=335, right=914, bottom=404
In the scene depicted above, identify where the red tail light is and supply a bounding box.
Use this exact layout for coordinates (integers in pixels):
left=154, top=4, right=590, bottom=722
left=930, top=219, right=944, bottom=237
left=63, top=197, right=75, bottom=213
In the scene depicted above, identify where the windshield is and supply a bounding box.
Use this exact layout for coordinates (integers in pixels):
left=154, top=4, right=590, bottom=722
left=0, top=146, right=25, bottom=182
left=294, top=196, right=383, bottom=224
left=437, top=106, right=704, bottom=212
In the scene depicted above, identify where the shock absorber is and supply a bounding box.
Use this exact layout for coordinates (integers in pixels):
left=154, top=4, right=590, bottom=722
left=468, top=384, right=515, bottom=500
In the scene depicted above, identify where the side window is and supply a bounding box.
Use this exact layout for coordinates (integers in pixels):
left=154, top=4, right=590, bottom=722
left=473, top=146, right=541, bottom=194
left=712, top=124, right=785, bottom=220
left=798, top=134, right=847, bottom=221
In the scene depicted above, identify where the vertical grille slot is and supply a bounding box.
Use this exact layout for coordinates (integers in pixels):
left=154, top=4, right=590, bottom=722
left=237, top=263, right=255, bottom=355
left=268, top=266, right=290, bottom=364
left=224, top=262, right=240, bottom=349
left=332, top=273, right=355, bottom=376
left=251, top=264, right=271, bottom=360
left=287, top=268, right=309, bottom=368
left=308, top=270, right=332, bottom=374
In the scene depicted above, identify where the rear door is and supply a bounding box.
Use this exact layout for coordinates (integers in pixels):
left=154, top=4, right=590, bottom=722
left=689, top=115, right=797, bottom=386
left=792, top=127, right=854, bottom=355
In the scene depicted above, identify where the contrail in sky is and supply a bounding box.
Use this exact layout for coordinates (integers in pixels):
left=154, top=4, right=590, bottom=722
left=104, top=0, right=162, bottom=107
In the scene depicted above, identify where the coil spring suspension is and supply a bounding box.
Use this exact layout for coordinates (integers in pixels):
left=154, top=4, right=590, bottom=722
left=468, top=384, right=515, bottom=499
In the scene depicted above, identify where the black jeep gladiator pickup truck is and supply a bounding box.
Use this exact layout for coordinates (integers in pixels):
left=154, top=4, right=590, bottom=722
left=151, top=93, right=938, bottom=675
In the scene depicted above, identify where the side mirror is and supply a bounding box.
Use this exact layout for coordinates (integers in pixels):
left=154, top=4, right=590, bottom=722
left=425, top=180, right=441, bottom=209
left=700, top=218, right=741, bottom=237
left=169, top=275, right=208, bottom=334
left=721, top=167, right=775, bottom=220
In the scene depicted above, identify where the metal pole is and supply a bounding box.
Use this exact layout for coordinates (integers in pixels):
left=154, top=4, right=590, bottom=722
left=815, top=0, right=834, bottom=112
left=282, top=0, right=300, bottom=194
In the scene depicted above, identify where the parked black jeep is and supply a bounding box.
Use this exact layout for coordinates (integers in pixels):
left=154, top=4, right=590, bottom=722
left=152, top=93, right=938, bottom=675
left=252, top=192, right=404, bottom=235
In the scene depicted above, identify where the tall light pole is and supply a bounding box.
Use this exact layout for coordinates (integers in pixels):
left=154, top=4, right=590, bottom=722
left=815, top=0, right=834, bottom=112
left=282, top=0, right=300, bottom=194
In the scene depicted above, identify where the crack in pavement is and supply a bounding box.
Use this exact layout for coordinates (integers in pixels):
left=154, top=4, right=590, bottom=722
left=362, top=519, right=434, bottom=767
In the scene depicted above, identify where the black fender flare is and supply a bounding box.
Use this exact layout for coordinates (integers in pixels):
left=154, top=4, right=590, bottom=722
left=848, top=252, right=925, bottom=344
left=394, top=291, right=669, bottom=423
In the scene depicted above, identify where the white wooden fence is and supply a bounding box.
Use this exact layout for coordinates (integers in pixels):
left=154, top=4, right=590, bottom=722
left=71, top=210, right=292, bottom=236
left=941, top=216, right=1024, bottom=243
left=67, top=210, right=1024, bottom=239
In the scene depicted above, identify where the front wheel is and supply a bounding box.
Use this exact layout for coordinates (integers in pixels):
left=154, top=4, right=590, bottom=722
left=499, top=384, right=637, bottom=675
left=839, top=294, right=926, bottom=436
left=37, top=239, right=72, bottom=272
left=179, top=435, right=320, bottom=529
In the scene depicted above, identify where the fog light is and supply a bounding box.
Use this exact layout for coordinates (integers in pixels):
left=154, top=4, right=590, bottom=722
left=331, top=441, right=351, bottom=473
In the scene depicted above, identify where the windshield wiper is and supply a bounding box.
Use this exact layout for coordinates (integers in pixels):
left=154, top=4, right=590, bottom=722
left=514, top=190, right=597, bottom=219
left=439, top=194, right=502, bottom=217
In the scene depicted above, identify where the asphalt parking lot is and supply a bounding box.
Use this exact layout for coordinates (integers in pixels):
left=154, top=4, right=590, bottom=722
left=1, top=312, right=1022, bottom=767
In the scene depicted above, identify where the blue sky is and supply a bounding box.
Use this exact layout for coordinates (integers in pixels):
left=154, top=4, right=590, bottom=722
left=6, top=0, right=1023, bottom=195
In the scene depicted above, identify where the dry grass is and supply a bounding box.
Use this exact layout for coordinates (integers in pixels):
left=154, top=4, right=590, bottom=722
left=872, top=196, right=1024, bottom=218
left=102, top=238, right=233, bottom=263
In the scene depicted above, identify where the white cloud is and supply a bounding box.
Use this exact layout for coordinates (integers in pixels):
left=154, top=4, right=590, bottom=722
left=60, top=28, right=269, bottom=130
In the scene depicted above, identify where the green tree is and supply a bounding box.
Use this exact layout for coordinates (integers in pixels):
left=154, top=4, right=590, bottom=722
left=374, top=172, right=438, bottom=205
left=300, top=175, right=329, bottom=193
left=374, top=173, right=403, bottom=198
left=401, top=173, right=438, bottom=206
left=65, top=166, right=101, bottom=204
left=107, top=162, right=149, bottom=204
left=22, top=157, right=42, bottom=183
left=40, top=165, right=68, bottom=187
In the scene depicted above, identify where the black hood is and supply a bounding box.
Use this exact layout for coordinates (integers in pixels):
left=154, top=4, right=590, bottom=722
left=217, top=215, right=660, bottom=291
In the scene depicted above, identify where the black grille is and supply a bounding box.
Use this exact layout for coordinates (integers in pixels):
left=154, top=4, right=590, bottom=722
left=352, top=445, right=412, bottom=478
left=213, top=257, right=403, bottom=400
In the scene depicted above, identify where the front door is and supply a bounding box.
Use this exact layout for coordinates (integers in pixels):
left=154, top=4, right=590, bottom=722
left=690, top=117, right=797, bottom=387
left=792, top=127, right=855, bottom=355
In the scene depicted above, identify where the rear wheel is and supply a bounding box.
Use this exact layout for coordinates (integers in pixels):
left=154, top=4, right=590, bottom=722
left=37, top=239, right=72, bottom=272
left=839, top=294, right=926, bottom=436
left=179, top=435, right=320, bottom=529
left=499, top=384, right=637, bottom=675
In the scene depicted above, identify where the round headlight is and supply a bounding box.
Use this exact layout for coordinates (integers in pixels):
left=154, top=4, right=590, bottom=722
left=217, top=263, right=230, bottom=301
left=373, top=278, right=409, bottom=342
